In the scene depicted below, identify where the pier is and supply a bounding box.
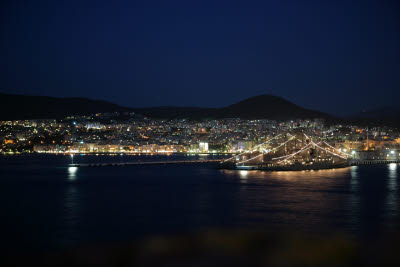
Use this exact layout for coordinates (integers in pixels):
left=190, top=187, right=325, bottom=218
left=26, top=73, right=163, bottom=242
left=72, top=159, right=222, bottom=167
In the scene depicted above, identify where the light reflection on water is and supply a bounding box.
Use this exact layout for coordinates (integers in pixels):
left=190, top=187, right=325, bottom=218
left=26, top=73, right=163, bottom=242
left=68, top=166, right=78, bottom=181
left=263, top=168, right=350, bottom=181
left=220, top=166, right=400, bottom=235
left=221, top=168, right=355, bottom=231
left=64, top=167, right=80, bottom=244
left=239, top=170, right=248, bottom=180
left=348, top=166, right=360, bottom=230
left=62, top=185, right=80, bottom=245
left=385, top=163, right=398, bottom=222
left=223, top=167, right=351, bottom=182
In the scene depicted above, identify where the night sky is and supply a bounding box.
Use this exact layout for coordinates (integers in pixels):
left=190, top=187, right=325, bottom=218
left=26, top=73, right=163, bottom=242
left=1, top=0, right=399, bottom=115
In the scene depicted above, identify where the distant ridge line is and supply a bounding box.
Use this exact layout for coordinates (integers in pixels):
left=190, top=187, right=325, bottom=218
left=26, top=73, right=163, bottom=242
left=0, top=93, right=330, bottom=121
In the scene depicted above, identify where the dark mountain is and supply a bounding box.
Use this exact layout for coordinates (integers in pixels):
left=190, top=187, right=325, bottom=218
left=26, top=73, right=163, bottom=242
left=134, top=95, right=331, bottom=120
left=0, top=93, right=330, bottom=121
left=218, top=95, right=329, bottom=120
left=0, top=93, right=132, bottom=120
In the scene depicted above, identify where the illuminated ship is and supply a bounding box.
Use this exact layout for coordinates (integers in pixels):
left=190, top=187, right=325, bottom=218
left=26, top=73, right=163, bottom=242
left=220, top=133, right=350, bottom=171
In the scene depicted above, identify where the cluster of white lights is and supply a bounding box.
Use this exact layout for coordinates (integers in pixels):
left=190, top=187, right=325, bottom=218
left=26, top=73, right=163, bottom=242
left=310, top=142, right=348, bottom=159
left=238, top=136, right=294, bottom=164
left=239, top=133, right=316, bottom=164
left=294, top=138, right=306, bottom=144
left=274, top=135, right=348, bottom=164
left=222, top=134, right=282, bottom=163
left=273, top=139, right=326, bottom=160
left=322, top=141, right=350, bottom=156
left=276, top=143, right=312, bottom=164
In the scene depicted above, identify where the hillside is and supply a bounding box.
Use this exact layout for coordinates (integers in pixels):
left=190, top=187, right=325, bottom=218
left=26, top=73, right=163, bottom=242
left=0, top=93, right=330, bottom=121
left=0, top=93, right=132, bottom=120
left=135, top=95, right=331, bottom=120
left=218, top=95, right=329, bottom=120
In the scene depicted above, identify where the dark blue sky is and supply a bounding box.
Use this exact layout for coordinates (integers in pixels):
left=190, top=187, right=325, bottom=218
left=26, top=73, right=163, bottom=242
left=1, top=0, right=399, bottom=115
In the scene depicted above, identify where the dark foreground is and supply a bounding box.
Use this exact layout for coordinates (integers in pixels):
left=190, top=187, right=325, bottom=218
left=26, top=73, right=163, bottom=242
left=4, top=229, right=400, bottom=266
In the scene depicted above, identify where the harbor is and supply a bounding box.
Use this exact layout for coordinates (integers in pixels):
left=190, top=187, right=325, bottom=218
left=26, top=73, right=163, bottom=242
left=67, top=132, right=400, bottom=171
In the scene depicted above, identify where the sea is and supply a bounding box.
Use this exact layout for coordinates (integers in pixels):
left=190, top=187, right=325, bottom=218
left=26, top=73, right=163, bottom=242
left=0, top=153, right=399, bottom=252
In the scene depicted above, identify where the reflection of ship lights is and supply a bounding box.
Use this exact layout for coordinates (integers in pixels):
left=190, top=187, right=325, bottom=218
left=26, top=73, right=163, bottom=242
left=389, top=163, right=397, bottom=171
left=68, top=167, right=78, bottom=181
left=239, top=170, right=248, bottom=178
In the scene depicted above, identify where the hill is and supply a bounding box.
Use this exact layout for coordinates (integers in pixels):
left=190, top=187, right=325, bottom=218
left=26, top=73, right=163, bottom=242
left=218, top=95, right=329, bottom=120
left=0, top=93, right=330, bottom=121
left=134, top=95, right=331, bottom=120
left=0, top=93, right=132, bottom=120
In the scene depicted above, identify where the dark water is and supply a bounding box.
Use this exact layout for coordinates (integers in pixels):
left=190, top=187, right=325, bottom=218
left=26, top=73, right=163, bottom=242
left=0, top=154, right=399, bottom=252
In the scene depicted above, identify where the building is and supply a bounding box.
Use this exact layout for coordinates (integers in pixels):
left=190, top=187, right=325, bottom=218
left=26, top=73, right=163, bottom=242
left=199, top=142, right=209, bottom=153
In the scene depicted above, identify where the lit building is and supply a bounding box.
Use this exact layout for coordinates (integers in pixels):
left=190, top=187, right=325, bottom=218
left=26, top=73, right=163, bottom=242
left=199, top=142, right=209, bottom=152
